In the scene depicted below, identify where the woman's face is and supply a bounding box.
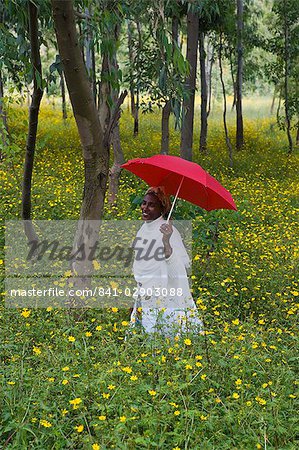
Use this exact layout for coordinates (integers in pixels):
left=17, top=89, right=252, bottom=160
left=141, top=193, right=163, bottom=221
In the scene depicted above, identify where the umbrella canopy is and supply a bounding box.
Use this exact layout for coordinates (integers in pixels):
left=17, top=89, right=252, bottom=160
left=121, top=155, right=237, bottom=212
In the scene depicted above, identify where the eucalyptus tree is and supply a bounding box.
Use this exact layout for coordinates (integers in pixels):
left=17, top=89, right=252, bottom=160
left=22, top=0, right=46, bottom=242
left=51, top=0, right=106, bottom=220
left=1, top=0, right=51, bottom=241
left=236, top=0, right=244, bottom=150
left=196, top=1, right=230, bottom=154
left=267, top=0, right=299, bottom=154
left=218, top=32, right=233, bottom=168
left=51, top=0, right=129, bottom=286
left=126, top=19, right=140, bottom=136
left=0, top=1, right=31, bottom=151
left=180, top=1, right=199, bottom=161
left=95, top=1, right=127, bottom=203
left=126, top=0, right=188, bottom=154
left=0, top=5, right=8, bottom=149
left=160, top=0, right=182, bottom=154
left=211, top=0, right=236, bottom=166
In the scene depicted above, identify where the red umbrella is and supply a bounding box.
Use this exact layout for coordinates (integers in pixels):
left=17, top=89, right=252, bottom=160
left=121, top=154, right=237, bottom=217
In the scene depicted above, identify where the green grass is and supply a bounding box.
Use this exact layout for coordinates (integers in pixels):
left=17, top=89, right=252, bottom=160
left=0, top=103, right=298, bottom=449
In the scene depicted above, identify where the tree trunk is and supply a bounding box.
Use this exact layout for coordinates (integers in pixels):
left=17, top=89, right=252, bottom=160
left=0, top=69, right=8, bottom=156
left=229, top=50, right=237, bottom=110
left=127, top=20, right=140, bottom=136
left=134, top=90, right=139, bottom=136
left=199, top=32, right=208, bottom=153
left=52, top=0, right=107, bottom=220
left=0, top=9, right=8, bottom=154
left=276, top=88, right=282, bottom=124
left=219, top=35, right=233, bottom=169
left=127, top=20, right=136, bottom=117
left=236, top=0, right=244, bottom=150
left=134, top=21, right=142, bottom=136
left=52, top=0, right=109, bottom=290
left=160, top=16, right=179, bottom=155
left=108, top=24, right=126, bottom=205
left=91, top=40, right=97, bottom=104
left=296, top=123, right=299, bottom=146
left=60, top=70, right=67, bottom=120
left=161, top=100, right=171, bottom=154
left=206, top=38, right=214, bottom=118
left=84, top=7, right=97, bottom=104
left=109, top=125, right=125, bottom=205
left=284, top=15, right=293, bottom=154
left=180, top=10, right=199, bottom=161
left=98, top=51, right=111, bottom=133
left=172, top=15, right=179, bottom=44
left=22, top=1, right=43, bottom=243
left=270, top=86, right=278, bottom=114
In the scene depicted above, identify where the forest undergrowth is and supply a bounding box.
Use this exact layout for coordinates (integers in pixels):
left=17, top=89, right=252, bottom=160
left=0, top=105, right=298, bottom=449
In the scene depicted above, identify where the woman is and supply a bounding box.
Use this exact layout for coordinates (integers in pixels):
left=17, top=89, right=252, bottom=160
left=130, top=186, right=202, bottom=335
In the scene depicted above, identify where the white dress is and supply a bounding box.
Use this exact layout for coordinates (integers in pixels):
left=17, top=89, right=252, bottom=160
left=130, top=216, right=202, bottom=335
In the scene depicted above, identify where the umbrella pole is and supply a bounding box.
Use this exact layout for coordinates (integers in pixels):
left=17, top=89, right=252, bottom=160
left=166, top=176, right=184, bottom=223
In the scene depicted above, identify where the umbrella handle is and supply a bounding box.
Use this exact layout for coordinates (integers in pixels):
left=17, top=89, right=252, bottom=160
left=166, top=176, right=184, bottom=223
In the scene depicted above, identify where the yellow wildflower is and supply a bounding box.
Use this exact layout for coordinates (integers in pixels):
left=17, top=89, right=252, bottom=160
left=21, top=309, right=31, bottom=318
left=40, top=419, right=52, bottom=428
left=148, top=389, right=157, bottom=396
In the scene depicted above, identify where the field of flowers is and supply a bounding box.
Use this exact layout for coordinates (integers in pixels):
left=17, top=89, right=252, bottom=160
left=0, top=104, right=298, bottom=449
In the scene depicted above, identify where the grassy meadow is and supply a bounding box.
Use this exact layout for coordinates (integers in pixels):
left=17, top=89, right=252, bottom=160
left=0, top=98, right=298, bottom=449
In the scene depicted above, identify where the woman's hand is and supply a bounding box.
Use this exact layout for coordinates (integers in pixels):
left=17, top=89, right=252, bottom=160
left=160, top=222, right=173, bottom=258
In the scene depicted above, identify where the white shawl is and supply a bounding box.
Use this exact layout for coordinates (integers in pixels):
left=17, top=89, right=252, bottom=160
left=132, top=216, right=194, bottom=308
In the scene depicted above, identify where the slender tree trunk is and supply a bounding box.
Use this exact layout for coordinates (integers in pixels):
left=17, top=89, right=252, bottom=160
left=296, top=122, right=299, bottom=146
left=22, top=1, right=43, bottom=243
left=109, top=125, right=125, bottom=204
left=236, top=0, right=244, bottom=150
left=206, top=39, right=214, bottom=118
left=84, top=8, right=97, bottom=104
left=160, top=16, right=179, bottom=154
left=219, top=35, right=233, bottom=168
left=99, top=51, right=111, bottom=133
left=134, top=89, right=139, bottom=136
left=284, top=15, right=293, bottom=154
left=180, top=10, right=199, bottom=161
left=0, top=69, right=8, bottom=155
left=134, top=21, right=143, bottom=136
left=108, top=24, right=126, bottom=204
left=270, top=86, right=278, bottom=114
left=60, top=70, right=67, bottom=120
left=91, top=42, right=97, bottom=103
left=0, top=8, right=7, bottom=152
left=127, top=20, right=136, bottom=118
left=172, top=15, right=179, bottom=44
left=199, top=32, right=208, bottom=153
left=229, top=50, right=237, bottom=110
left=276, top=88, right=282, bottom=124
left=127, top=20, right=140, bottom=136
left=161, top=100, right=171, bottom=154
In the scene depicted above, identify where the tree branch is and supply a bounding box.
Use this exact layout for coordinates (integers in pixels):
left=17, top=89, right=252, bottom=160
left=104, top=90, right=128, bottom=147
